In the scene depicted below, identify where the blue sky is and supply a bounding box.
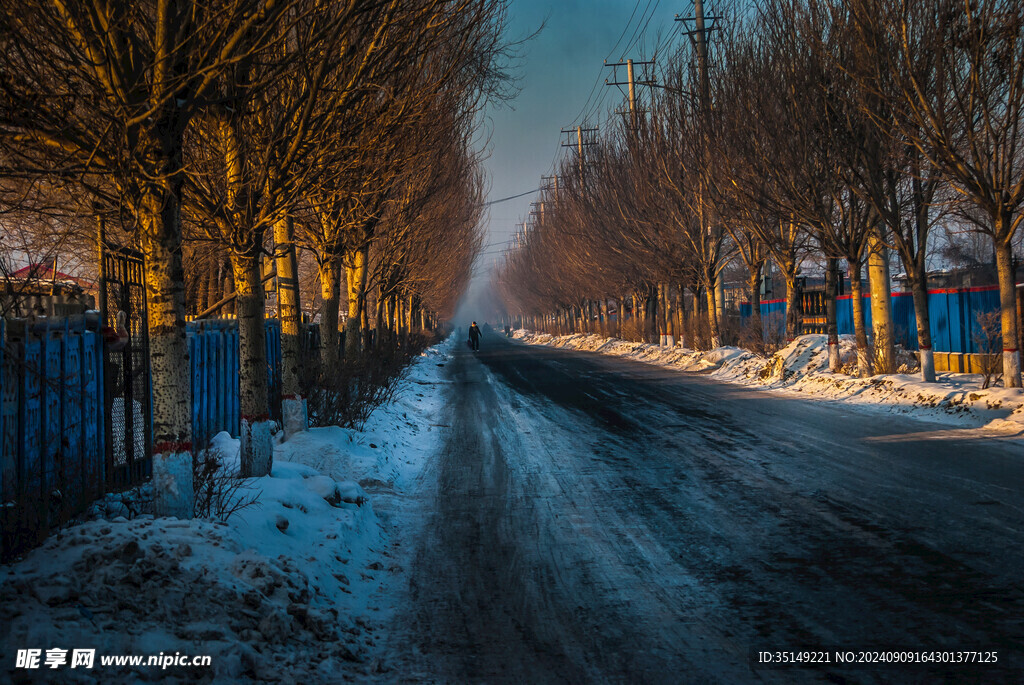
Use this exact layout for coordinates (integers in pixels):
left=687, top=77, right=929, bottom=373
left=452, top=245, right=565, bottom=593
left=474, top=0, right=680, bottom=277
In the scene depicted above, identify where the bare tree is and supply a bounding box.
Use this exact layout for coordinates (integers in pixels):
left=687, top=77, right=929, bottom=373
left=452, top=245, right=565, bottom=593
left=848, top=0, right=1024, bottom=386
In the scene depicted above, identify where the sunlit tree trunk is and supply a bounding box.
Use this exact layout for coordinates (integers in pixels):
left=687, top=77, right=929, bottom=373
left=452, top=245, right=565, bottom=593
left=274, top=216, right=306, bottom=438
left=995, top=235, right=1021, bottom=387
left=140, top=184, right=193, bottom=519
left=868, top=232, right=895, bottom=374
left=849, top=259, right=872, bottom=378
left=319, top=255, right=342, bottom=367
left=676, top=286, right=687, bottom=348
left=783, top=269, right=801, bottom=342
left=232, top=250, right=272, bottom=478
left=747, top=265, right=763, bottom=348
left=345, top=245, right=369, bottom=359
left=705, top=278, right=721, bottom=349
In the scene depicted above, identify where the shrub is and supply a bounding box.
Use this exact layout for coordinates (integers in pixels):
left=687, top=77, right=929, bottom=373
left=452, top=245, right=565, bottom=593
left=192, top=447, right=261, bottom=521
left=304, top=335, right=428, bottom=430
left=973, top=310, right=1003, bottom=389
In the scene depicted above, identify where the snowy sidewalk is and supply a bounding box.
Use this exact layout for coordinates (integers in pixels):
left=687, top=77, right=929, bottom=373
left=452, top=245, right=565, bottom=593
left=513, top=330, right=1024, bottom=436
left=0, top=338, right=455, bottom=683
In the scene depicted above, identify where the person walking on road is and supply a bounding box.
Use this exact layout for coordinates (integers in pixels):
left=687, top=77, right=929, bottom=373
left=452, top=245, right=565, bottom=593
left=468, top=321, right=482, bottom=351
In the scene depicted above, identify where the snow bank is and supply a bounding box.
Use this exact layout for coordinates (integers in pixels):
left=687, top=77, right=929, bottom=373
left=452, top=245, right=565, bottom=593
left=513, top=330, right=1024, bottom=433
left=0, top=337, right=454, bottom=683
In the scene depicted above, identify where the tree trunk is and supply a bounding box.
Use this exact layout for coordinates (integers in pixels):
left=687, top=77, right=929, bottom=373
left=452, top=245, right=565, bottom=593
left=868, top=233, right=896, bottom=374
left=747, top=265, right=763, bottom=348
left=645, top=284, right=658, bottom=344
left=909, top=273, right=935, bottom=382
left=140, top=187, right=193, bottom=519
left=197, top=253, right=212, bottom=315
left=705, top=280, right=721, bottom=348
left=657, top=283, right=667, bottom=346
left=232, top=251, right=272, bottom=478
left=849, top=259, right=872, bottom=378
left=344, top=245, right=368, bottom=359
left=825, top=258, right=841, bottom=372
left=319, top=255, right=342, bottom=368
left=995, top=237, right=1021, bottom=387
left=633, top=292, right=642, bottom=340
left=600, top=299, right=609, bottom=337
left=664, top=284, right=676, bottom=347
left=404, top=294, right=413, bottom=347
left=783, top=270, right=801, bottom=342
left=374, top=290, right=386, bottom=347
left=715, top=272, right=726, bottom=338
left=676, top=286, right=687, bottom=348
left=274, top=216, right=306, bottom=438
left=222, top=256, right=235, bottom=315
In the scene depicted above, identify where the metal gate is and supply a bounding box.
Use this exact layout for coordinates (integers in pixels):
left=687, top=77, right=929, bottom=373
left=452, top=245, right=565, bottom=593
left=99, top=243, right=152, bottom=489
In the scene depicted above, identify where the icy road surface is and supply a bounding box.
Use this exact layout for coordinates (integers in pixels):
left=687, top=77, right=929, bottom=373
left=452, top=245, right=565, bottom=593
left=379, top=334, right=1024, bottom=683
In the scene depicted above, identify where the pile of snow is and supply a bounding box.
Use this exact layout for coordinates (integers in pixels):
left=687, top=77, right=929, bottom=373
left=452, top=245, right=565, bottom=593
left=513, top=330, right=1024, bottom=433
left=1, top=337, right=455, bottom=683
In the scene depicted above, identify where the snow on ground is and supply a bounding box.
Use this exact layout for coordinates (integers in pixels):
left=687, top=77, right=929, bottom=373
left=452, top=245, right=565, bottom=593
left=514, top=330, right=1024, bottom=434
left=1, top=338, right=454, bottom=684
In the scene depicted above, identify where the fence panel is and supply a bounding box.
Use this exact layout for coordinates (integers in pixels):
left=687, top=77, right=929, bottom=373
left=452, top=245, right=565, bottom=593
left=1, top=317, right=106, bottom=561
left=187, top=318, right=284, bottom=443
left=742, top=285, right=1002, bottom=354
left=4, top=315, right=304, bottom=558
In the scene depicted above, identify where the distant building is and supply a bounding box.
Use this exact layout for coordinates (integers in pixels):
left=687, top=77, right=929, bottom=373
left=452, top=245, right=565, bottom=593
left=2, top=262, right=97, bottom=317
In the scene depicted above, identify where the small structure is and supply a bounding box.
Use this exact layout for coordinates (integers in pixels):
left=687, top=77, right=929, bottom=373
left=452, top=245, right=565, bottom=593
left=2, top=263, right=96, bottom=318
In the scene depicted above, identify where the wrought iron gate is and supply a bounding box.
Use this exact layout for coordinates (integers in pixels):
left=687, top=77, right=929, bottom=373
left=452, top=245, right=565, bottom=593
left=99, top=244, right=152, bottom=489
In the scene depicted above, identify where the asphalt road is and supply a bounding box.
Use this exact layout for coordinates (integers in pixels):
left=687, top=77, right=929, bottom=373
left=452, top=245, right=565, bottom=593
left=381, top=333, right=1024, bottom=684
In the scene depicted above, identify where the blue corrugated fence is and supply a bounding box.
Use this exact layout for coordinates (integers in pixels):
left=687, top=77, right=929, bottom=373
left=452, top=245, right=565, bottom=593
left=741, top=286, right=1002, bottom=353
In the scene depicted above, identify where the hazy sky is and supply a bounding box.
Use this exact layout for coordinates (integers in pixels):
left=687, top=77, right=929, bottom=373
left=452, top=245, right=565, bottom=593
left=473, top=0, right=680, bottom=281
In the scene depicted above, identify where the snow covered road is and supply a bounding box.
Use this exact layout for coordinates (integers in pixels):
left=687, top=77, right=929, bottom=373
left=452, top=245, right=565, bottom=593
left=379, top=333, right=1024, bottom=683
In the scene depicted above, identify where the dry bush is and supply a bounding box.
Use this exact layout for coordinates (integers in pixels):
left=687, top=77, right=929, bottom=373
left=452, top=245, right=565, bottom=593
left=684, top=312, right=712, bottom=351
left=618, top=317, right=646, bottom=342
left=739, top=313, right=787, bottom=357
left=719, top=313, right=744, bottom=347
left=973, top=311, right=1003, bottom=389
left=305, top=342, right=415, bottom=430
left=895, top=345, right=921, bottom=374
left=192, top=448, right=261, bottom=521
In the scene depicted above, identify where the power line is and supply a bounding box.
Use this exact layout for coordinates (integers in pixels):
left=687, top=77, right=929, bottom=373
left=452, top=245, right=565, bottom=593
left=569, top=0, right=647, bottom=127
left=623, top=0, right=663, bottom=56
left=620, top=0, right=659, bottom=59
left=481, top=188, right=542, bottom=206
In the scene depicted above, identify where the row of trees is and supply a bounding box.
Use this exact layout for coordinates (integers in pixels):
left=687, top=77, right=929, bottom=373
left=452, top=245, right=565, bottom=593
left=1, top=0, right=512, bottom=516
left=497, top=0, right=1023, bottom=386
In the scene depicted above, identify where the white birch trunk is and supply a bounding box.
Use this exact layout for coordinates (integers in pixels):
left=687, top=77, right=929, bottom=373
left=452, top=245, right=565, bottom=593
left=141, top=189, right=193, bottom=519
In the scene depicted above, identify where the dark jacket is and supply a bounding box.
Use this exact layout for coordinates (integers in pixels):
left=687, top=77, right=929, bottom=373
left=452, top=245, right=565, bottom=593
left=468, top=324, right=481, bottom=340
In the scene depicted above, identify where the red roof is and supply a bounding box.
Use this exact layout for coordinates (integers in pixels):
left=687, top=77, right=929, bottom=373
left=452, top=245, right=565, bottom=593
left=10, top=263, right=95, bottom=289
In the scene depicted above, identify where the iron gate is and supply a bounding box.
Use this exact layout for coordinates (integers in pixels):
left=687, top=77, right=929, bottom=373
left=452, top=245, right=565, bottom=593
left=99, top=244, right=152, bottom=489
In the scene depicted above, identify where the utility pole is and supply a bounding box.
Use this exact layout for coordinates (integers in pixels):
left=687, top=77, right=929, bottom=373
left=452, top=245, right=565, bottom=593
left=541, top=174, right=559, bottom=205
left=676, top=1, right=724, bottom=344
left=530, top=201, right=546, bottom=227
left=604, top=58, right=657, bottom=131
left=675, top=1, right=719, bottom=109
left=561, top=125, right=598, bottom=187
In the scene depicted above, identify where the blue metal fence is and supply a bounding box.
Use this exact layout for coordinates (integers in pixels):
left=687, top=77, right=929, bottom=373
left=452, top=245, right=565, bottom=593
left=187, top=318, right=282, bottom=443
left=742, top=285, right=1002, bottom=353
left=1, top=316, right=105, bottom=557
left=2, top=315, right=286, bottom=558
